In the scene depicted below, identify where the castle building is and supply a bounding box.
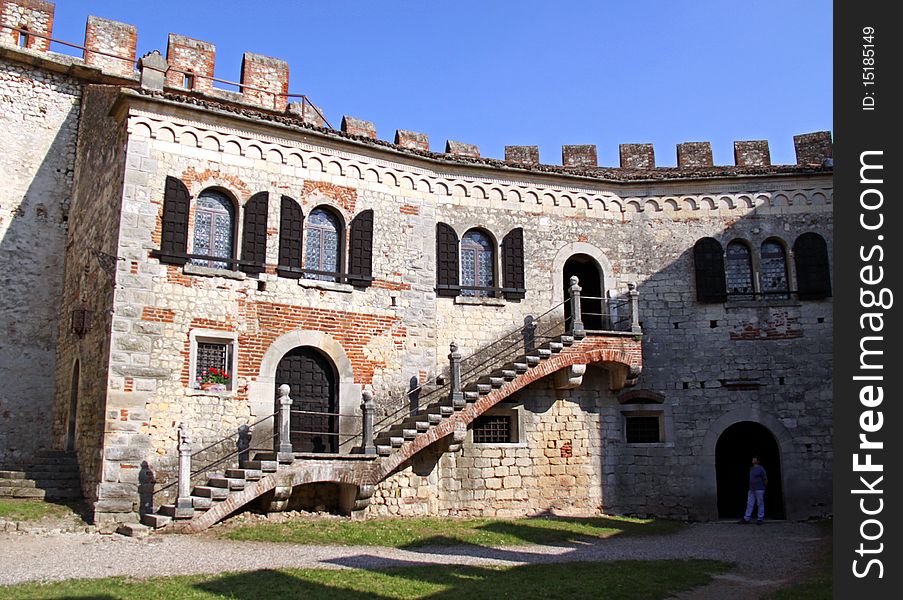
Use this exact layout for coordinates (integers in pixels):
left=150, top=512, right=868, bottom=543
left=0, top=1, right=832, bottom=528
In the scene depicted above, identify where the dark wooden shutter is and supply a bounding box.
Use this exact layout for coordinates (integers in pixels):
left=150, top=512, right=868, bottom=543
left=348, top=209, right=374, bottom=287
left=436, top=222, right=459, bottom=297
left=501, top=227, right=526, bottom=300
left=794, top=233, right=831, bottom=299
left=240, top=192, right=268, bottom=274
left=693, top=237, right=727, bottom=302
left=277, top=196, right=304, bottom=278
left=159, top=176, right=190, bottom=264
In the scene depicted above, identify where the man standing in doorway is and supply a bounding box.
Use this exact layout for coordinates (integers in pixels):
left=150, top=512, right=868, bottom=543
left=741, top=455, right=768, bottom=524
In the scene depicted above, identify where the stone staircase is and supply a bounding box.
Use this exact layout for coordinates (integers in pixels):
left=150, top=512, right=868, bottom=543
left=0, top=451, right=83, bottom=501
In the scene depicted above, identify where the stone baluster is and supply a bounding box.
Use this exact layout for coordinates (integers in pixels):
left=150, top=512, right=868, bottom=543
left=628, top=282, right=641, bottom=333
left=449, top=341, right=464, bottom=409
left=276, top=384, right=294, bottom=463
left=360, top=388, right=376, bottom=455
left=174, top=422, right=194, bottom=518
left=569, top=276, right=585, bottom=338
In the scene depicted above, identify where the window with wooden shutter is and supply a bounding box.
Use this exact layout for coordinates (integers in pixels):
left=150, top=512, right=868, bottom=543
left=693, top=237, right=727, bottom=302
left=501, top=227, right=526, bottom=300
left=348, top=209, right=374, bottom=287
left=436, top=223, right=459, bottom=297
left=794, top=232, right=831, bottom=299
left=240, top=192, right=268, bottom=274
left=159, top=176, right=190, bottom=265
left=277, top=196, right=304, bottom=278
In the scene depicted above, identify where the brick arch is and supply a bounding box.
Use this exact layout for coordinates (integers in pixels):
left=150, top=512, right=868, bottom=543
left=371, top=339, right=641, bottom=482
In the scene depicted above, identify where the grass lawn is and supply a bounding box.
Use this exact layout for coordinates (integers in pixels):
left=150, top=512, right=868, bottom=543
left=0, top=499, right=74, bottom=522
left=0, top=559, right=730, bottom=600
left=223, top=515, right=683, bottom=547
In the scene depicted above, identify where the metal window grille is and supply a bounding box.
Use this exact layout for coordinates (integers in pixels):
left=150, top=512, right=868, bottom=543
left=472, top=415, right=512, bottom=444
left=625, top=416, right=661, bottom=444
left=195, top=342, right=231, bottom=388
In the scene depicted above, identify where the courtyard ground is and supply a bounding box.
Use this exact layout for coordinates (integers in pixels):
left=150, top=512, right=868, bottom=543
left=0, top=512, right=829, bottom=599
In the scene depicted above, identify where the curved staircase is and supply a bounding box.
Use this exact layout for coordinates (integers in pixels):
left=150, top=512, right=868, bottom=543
left=141, top=283, right=643, bottom=532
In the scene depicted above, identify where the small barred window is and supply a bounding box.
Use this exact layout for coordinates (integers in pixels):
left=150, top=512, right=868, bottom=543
left=195, top=342, right=232, bottom=390
left=625, top=415, right=661, bottom=444
left=472, top=415, right=513, bottom=444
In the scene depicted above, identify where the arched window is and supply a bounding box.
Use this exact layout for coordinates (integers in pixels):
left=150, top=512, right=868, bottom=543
left=305, top=208, right=341, bottom=282
left=725, top=241, right=754, bottom=298
left=760, top=239, right=789, bottom=298
left=460, top=229, right=495, bottom=297
left=191, top=189, right=235, bottom=269
left=793, top=233, right=831, bottom=299
left=693, top=237, right=726, bottom=302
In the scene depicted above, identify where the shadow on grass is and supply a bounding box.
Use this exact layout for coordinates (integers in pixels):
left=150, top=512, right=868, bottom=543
left=194, top=560, right=729, bottom=600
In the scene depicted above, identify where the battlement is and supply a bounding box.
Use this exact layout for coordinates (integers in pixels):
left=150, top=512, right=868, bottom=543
left=0, top=0, right=834, bottom=172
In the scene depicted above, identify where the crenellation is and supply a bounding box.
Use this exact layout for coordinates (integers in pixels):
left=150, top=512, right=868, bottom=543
left=83, top=15, right=136, bottom=78
left=793, top=131, right=832, bottom=166
left=240, top=51, right=288, bottom=111
left=677, top=141, right=713, bottom=168
left=164, top=33, right=215, bottom=93
left=619, top=143, right=655, bottom=169
left=733, top=140, right=771, bottom=167
left=562, top=144, right=597, bottom=167
left=445, top=140, right=480, bottom=158
left=395, top=129, right=429, bottom=151
left=0, top=0, right=54, bottom=52
left=341, top=115, right=376, bottom=139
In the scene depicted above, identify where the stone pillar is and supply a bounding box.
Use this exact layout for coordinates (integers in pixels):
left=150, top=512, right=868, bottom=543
left=449, top=341, right=464, bottom=409
left=569, top=276, right=585, bottom=338
left=277, top=384, right=294, bottom=463
left=360, top=389, right=376, bottom=455
left=628, top=282, right=641, bottom=334
left=175, top=422, right=194, bottom=518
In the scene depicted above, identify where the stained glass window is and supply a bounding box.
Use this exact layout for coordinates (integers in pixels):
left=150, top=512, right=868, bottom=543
left=461, top=230, right=494, bottom=297
left=725, top=241, right=754, bottom=298
left=305, top=208, right=340, bottom=282
left=760, top=240, right=789, bottom=298
left=191, top=190, right=234, bottom=269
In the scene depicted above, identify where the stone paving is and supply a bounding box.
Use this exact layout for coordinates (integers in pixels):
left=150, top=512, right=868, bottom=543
left=0, top=521, right=827, bottom=599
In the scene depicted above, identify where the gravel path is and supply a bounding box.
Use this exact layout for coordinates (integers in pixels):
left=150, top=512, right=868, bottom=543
left=0, top=522, right=826, bottom=598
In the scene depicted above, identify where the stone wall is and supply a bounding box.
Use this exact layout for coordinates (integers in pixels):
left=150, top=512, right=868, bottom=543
left=0, top=56, right=79, bottom=461
left=52, top=85, right=127, bottom=513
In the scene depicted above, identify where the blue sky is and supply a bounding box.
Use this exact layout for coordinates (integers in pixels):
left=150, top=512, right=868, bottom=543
left=53, top=1, right=832, bottom=166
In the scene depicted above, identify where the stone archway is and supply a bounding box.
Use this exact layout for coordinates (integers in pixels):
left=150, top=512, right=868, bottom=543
left=563, top=254, right=605, bottom=330
left=715, top=421, right=785, bottom=519
left=65, top=360, right=80, bottom=453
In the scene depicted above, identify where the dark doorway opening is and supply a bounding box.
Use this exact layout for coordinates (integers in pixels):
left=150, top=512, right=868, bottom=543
left=563, top=254, right=604, bottom=330
left=716, top=421, right=785, bottom=519
left=275, top=347, right=338, bottom=453
left=66, top=361, right=80, bottom=453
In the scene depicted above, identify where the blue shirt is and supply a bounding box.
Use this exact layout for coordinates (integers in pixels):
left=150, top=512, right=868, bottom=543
left=749, top=465, right=768, bottom=491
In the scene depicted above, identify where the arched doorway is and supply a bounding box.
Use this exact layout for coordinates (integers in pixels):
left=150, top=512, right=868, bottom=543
left=66, top=361, right=80, bottom=453
left=563, top=254, right=605, bottom=330
left=275, top=347, right=338, bottom=453
left=716, top=421, right=785, bottom=519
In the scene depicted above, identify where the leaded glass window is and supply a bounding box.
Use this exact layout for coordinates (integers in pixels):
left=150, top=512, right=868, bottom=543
left=305, top=208, right=340, bottom=282
left=760, top=240, right=789, bottom=298
left=725, top=241, right=754, bottom=298
left=460, top=230, right=494, bottom=297
left=191, top=190, right=234, bottom=269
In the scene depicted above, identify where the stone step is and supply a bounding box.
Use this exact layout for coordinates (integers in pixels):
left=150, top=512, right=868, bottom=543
left=487, top=376, right=505, bottom=388
left=208, top=476, right=245, bottom=490
left=117, top=522, right=151, bottom=538
left=535, top=348, right=552, bottom=359
left=0, top=470, right=26, bottom=479
left=415, top=421, right=430, bottom=432
left=376, top=445, right=391, bottom=456
left=158, top=504, right=197, bottom=519
left=546, top=341, right=563, bottom=353
left=191, top=496, right=213, bottom=510
left=440, top=406, right=454, bottom=417
left=525, top=355, right=541, bottom=367
left=193, top=485, right=229, bottom=500
left=402, top=429, right=417, bottom=440
left=428, top=413, right=442, bottom=425
left=141, top=513, right=172, bottom=528
left=242, top=459, right=277, bottom=473
left=512, top=361, right=529, bottom=373
left=463, top=391, right=479, bottom=402
left=253, top=452, right=278, bottom=462
left=0, top=487, right=45, bottom=498
left=389, top=437, right=404, bottom=448
left=498, top=369, right=517, bottom=380
left=475, top=383, right=492, bottom=394
left=226, top=468, right=262, bottom=481
left=560, top=335, right=575, bottom=346
left=0, top=478, right=34, bottom=488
